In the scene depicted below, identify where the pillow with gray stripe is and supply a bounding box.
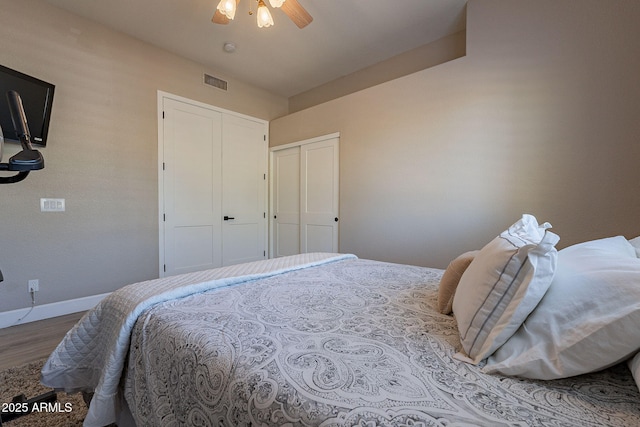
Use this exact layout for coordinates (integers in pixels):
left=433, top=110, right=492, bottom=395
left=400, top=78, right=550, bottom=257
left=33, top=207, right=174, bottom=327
left=452, top=214, right=559, bottom=364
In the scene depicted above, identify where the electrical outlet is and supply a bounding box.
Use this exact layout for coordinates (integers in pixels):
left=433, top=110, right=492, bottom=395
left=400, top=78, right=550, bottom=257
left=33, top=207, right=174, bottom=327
left=28, top=279, right=39, bottom=293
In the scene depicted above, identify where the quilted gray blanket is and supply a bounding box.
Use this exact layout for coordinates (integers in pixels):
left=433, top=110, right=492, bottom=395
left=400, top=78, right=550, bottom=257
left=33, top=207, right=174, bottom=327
left=122, top=257, right=640, bottom=426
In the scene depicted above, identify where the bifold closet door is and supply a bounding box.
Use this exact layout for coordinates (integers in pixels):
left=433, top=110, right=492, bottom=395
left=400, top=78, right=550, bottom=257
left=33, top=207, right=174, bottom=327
left=162, top=98, right=223, bottom=276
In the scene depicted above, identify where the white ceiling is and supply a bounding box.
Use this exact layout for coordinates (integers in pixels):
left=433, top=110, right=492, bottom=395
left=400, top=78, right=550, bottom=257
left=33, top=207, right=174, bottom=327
left=44, top=0, right=467, bottom=98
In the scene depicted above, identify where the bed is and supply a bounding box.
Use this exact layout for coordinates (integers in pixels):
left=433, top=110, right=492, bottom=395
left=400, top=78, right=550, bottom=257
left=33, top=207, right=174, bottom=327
left=41, top=222, right=640, bottom=426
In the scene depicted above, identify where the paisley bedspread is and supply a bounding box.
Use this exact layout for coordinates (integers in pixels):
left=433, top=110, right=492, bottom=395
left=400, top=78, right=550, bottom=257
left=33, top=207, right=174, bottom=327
left=124, top=257, right=640, bottom=426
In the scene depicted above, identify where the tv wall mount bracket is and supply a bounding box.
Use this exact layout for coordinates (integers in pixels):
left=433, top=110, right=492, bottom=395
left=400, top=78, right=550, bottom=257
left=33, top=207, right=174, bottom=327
left=0, top=90, right=45, bottom=184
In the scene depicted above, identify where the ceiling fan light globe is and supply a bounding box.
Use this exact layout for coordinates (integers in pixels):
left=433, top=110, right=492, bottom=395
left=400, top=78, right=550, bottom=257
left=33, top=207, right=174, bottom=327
left=217, top=0, right=236, bottom=20
left=269, top=0, right=285, bottom=8
left=257, top=2, right=274, bottom=27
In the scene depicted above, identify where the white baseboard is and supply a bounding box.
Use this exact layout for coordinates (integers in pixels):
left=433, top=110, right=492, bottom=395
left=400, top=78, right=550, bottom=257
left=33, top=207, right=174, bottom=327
left=0, top=292, right=111, bottom=329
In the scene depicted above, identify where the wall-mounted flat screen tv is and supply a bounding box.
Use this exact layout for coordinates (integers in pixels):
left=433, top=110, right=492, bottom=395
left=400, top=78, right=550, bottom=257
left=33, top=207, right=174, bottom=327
left=0, top=64, right=55, bottom=146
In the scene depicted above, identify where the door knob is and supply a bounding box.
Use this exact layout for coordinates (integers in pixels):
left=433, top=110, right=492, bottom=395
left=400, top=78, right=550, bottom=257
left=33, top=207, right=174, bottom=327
left=335, top=217, right=339, bottom=222
left=224, top=216, right=235, bottom=221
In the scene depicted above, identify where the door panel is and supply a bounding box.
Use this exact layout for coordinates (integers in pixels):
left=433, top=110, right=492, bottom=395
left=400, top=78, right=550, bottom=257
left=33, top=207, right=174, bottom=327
left=305, top=224, right=335, bottom=253
left=300, top=137, right=339, bottom=253
left=221, top=114, right=267, bottom=265
left=173, top=226, right=214, bottom=270
left=272, top=147, right=300, bottom=257
left=163, top=98, right=222, bottom=276
left=276, top=223, right=300, bottom=256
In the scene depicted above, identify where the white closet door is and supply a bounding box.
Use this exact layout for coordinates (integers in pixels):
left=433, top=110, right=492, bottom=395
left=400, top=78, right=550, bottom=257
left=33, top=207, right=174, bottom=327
left=300, top=137, right=339, bottom=253
left=272, top=146, right=300, bottom=257
left=162, top=98, right=222, bottom=276
left=221, top=114, right=267, bottom=266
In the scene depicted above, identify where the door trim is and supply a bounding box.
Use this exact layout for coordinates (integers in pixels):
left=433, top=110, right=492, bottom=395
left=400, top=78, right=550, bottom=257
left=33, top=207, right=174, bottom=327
left=268, top=132, right=340, bottom=258
left=158, top=91, right=269, bottom=277
left=269, top=132, right=340, bottom=152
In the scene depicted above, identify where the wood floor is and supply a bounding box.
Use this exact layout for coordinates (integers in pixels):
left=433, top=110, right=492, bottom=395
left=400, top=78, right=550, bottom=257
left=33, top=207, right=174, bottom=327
left=0, top=312, right=85, bottom=371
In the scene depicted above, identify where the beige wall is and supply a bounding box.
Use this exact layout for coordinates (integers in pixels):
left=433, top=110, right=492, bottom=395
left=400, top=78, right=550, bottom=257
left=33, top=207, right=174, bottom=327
left=271, top=0, right=640, bottom=268
left=0, top=0, right=287, bottom=312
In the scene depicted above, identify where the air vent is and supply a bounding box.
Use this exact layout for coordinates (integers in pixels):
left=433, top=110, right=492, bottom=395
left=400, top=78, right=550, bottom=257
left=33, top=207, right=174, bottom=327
left=204, top=73, right=228, bottom=91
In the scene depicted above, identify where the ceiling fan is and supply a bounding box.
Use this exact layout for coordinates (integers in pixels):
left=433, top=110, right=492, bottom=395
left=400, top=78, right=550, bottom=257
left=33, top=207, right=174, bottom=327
left=212, top=0, right=313, bottom=29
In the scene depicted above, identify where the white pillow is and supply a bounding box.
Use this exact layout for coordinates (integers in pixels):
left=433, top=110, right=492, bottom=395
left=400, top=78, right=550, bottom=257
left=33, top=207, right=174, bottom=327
left=629, top=236, right=640, bottom=258
left=453, top=214, right=559, bottom=364
left=485, top=236, right=640, bottom=379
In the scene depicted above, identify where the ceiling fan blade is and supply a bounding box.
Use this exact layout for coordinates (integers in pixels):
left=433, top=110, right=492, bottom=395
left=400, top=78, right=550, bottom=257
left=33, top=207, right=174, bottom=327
left=212, top=10, right=230, bottom=24
left=212, top=0, right=241, bottom=25
left=281, top=0, right=313, bottom=29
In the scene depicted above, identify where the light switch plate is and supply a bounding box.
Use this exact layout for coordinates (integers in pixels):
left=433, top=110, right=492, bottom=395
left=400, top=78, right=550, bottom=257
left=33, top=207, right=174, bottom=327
left=40, top=198, right=65, bottom=212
